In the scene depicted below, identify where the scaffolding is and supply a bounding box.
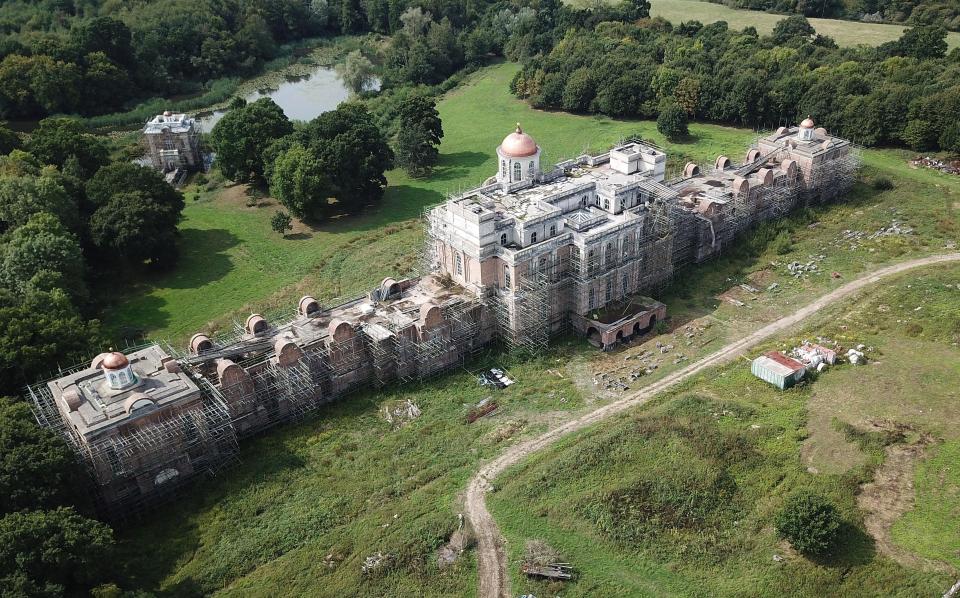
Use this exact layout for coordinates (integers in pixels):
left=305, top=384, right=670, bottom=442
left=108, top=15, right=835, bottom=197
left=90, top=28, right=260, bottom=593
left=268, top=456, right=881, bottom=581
left=491, top=266, right=550, bottom=355
left=804, top=144, right=863, bottom=205
left=27, top=377, right=238, bottom=521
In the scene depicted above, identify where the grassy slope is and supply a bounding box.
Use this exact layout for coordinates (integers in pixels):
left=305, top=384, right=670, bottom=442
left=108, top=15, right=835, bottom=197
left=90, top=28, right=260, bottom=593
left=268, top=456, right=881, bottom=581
left=489, top=264, right=960, bottom=597
left=645, top=0, right=960, bottom=49
left=112, top=62, right=960, bottom=595
left=101, top=62, right=755, bottom=345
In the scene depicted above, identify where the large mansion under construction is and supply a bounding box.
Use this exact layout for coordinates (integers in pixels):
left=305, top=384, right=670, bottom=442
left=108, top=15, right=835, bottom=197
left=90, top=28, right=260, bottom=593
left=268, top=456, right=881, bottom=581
left=28, top=119, right=859, bottom=517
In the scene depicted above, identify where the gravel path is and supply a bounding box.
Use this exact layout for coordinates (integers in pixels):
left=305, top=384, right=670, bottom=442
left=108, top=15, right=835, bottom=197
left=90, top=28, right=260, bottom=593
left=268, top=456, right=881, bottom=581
left=465, top=253, right=960, bottom=598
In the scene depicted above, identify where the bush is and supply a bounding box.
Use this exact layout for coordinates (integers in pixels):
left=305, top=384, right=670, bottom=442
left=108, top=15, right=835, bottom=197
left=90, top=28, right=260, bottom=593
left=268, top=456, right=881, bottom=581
left=656, top=101, right=688, bottom=141
left=772, top=230, right=793, bottom=255
left=775, top=491, right=841, bottom=556
left=871, top=176, right=894, bottom=191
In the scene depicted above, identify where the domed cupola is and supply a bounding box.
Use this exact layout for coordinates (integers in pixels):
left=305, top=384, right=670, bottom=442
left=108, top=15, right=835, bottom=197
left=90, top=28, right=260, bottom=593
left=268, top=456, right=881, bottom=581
left=99, top=351, right=138, bottom=390
left=798, top=116, right=816, bottom=141
left=496, top=123, right=541, bottom=184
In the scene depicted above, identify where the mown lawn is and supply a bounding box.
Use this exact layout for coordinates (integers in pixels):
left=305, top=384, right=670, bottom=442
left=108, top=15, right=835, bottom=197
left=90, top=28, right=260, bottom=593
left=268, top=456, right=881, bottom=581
left=489, top=264, right=960, bottom=597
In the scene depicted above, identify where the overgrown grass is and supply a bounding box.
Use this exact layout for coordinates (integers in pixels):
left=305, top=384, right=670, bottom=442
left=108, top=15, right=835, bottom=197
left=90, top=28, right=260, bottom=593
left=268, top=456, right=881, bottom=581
left=490, top=264, right=960, bottom=597
left=114, top=344, right=599, bottom=596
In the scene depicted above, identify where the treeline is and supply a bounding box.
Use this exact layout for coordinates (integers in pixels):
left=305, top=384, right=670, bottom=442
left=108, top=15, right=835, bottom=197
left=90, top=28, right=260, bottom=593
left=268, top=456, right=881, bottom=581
left=511, top=16, right=960, bottom=152
left=0, top=118, right=186, bottom=396
left=706, top=0, right=960, bottom=31
left=0, top=0, right=322, bottom=119
left=0, top=116, right=186, bottom=593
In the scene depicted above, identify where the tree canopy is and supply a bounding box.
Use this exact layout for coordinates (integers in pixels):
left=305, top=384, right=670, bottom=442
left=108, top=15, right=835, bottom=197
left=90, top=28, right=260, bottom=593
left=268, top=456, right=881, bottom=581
left=394, top=96, right=443, bottom=177
left=210, top=98, right=294, bottom=183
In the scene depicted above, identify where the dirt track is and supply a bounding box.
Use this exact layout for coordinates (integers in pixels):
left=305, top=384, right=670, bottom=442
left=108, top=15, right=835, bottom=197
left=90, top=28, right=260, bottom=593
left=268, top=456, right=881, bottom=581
left=465, top=253, right=960, bottom=598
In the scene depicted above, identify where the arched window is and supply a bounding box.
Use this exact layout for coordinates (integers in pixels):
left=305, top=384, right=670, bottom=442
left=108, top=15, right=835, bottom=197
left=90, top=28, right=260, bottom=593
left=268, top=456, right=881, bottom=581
left=528, top=161, right=535, bottom=176
left=549, top=224, right=556, bottom=237
left=500, top=233, right=507, bottom=246
left=501, top=160, right=506, bottom=177
left=513, top=162, right=521, bottom=181
left=530, top=232, right=537, bottom=243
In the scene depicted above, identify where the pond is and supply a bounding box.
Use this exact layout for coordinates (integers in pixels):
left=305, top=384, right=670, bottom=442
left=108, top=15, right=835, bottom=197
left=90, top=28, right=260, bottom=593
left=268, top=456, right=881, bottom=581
left=195, top=67, right=379, bottom=130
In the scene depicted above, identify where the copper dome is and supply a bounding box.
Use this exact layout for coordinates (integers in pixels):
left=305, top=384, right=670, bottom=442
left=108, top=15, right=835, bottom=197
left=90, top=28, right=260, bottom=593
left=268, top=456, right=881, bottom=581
left=799, top=116, right=815, bottom=129
left=101, top=351, right=129, bottom=370
left=499, top=124, right=538, bottom=158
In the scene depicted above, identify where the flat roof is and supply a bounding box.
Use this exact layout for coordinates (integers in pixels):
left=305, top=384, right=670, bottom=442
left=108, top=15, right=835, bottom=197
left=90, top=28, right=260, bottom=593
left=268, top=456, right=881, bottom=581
left=48, top=345, right=202, bottom=440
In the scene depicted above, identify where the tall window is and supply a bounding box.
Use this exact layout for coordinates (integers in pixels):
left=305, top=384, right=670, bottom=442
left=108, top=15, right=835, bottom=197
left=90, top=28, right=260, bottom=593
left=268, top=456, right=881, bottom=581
left=605, top=279, right=612, bottom=302
left=500, top=233, right=507, bottom=246
left=528, top=161, right=535, bottom=177
left=587, top=249, right=596, bottom=274
left=588, top=287, right=596, bottom=309
left=504, top=265, right=511, bottom=288
left=622, top=274, right=629, bottom=295
left=455, top=253, right=463, bottom=276
left=580, top=196, right=587, bottom=209
left=603, top=198, right=610, bottom=211
left=513, top=162, right=521, bottom=181
left=501, top=160, right=506, bottom=177
left=530, top=232, right=537, bottom=243
left=606, top=242, right=614, bottom=267
left=549, top=224, right=556, bottom=237
left=539, top=256, right=548, bottom=273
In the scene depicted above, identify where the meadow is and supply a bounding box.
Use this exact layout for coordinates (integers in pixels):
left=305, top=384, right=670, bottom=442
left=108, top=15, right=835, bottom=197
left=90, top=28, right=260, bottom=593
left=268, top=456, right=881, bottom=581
left=107, top=60, right=960, bottom=596
left=644, top=0, right=960, bottom=49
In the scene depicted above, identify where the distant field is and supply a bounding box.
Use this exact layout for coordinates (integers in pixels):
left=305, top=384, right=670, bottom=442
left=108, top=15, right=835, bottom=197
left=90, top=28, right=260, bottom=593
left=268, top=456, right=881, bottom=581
left=567, top=0, right=960, bottom=49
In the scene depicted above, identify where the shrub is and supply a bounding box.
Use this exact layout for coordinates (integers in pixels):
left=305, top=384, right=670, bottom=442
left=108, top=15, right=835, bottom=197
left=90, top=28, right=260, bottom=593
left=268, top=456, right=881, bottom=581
left=772, top=230, right=793, bottom=255
left=871, top=176, right=894, bottom=191
left=775, top=491, right=841, bottom=556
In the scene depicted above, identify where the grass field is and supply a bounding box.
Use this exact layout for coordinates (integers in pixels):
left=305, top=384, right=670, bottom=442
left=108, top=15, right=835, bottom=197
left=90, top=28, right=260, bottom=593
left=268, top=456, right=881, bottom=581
left=108, top=61, right=960, bottom=595
left=489, top=264, right=960, bottom=597
left=645, top=0, right=960, bottom=49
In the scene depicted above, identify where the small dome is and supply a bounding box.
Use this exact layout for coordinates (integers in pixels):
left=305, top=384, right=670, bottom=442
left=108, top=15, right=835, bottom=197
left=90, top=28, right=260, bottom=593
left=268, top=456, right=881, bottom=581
left=499, top=123, right=538, bottom=158
left=799, top=116, right=815, bottom=129
left=101, top=352, right=129, bottom=370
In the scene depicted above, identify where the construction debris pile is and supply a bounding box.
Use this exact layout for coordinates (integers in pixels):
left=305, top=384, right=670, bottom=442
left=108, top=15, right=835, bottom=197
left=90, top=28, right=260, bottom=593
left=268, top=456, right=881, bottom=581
left=910, top=155, right=960, bottom=175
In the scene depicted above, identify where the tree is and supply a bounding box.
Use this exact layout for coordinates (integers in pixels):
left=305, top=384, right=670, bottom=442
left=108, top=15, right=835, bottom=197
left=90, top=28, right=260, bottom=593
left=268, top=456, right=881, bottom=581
left=775, top=491, right=841, bottom=556
left=88, top=192, right=180, bottom=269
left=0, top=171, right=79, bottom=233
left=770, top=16, right=816, bottom=45
left=0, top=287, right=98, bottom=396
left=85, top=162, right=183, bottom=209
left=271, top=210, right=293, bottom=236
left=901, top=119, right=937, bottom=151
left=209, top=98, right=293, bottom=183
left=0, top=398, right=86, bottom=514
left=0, top=213, right=86, bottom=301
left=562, top=67, right=596, bottom=113
left=897, top=26, right=948, bottom=60
left=618, top=0, right=651, bottom=21
left=0, top=507, right=114, bottom=595
left=394, top=96, right=443, bottom=177
left=70, top=16, right=133, bottom=67
left=336, top=50, right=376, bottom=94
left=270, top=144, right=329, bottom=219
left=657, top=101, right=688, bottom=141
left=0, top=122, right=21, bottom=155
left=25, top=118, right=109, bottom=178
left=298, top=103, right=394, bottom=213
